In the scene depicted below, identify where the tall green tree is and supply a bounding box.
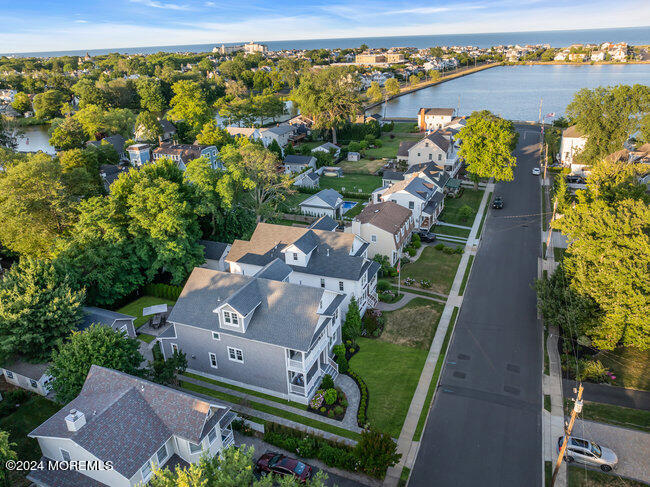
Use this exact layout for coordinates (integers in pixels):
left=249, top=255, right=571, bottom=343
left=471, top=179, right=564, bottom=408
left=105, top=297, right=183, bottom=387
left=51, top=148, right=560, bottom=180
left=384, top=78, right=400, bottom=98
left=0, top=258, right=85, bottom=362
left=58, top=148, right=103, bottom=199
left=32, top=89, right=64, bottom=119
left=195, top=119, right=233, bottom=148
left=367, top=81, right=383, bottom=103
left=585, top=160, right=648, bottom=204
left=48, top=325, right=143, bottom=403
left=566, top=84, right=650, bottom=163
left=134, top=110, right=162, bottom=142
left=11, top=91, right=31, bottom=114
left=0, top=430, right=17, bottom=487
left=49, top=117, right=86, bottom=150
left=355, top=428, right=401, bottom=478
left=184, top=157, right=223, bottom=238
left=168, top=80, right=212, bottom=137
left=291, top=66, right=362, bottom=144
left=0, top=153, right=72, bottom=256
left=218, top=144, right=293, bottom=222
left=136, top=77, right=167, bottom=115
left=552, top=197, right=650, bottom=350
left=458, top=110, right=518, bottom=189
left=72, top=78, right=109, bottom=109
left=342, top=296, right=362, bottom=341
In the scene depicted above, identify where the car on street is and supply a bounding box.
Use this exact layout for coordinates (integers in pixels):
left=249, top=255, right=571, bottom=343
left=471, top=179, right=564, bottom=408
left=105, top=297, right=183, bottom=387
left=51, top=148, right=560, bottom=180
left=492, top=196, right=504, bottom=209
left=532, top=167, right=541, bottom=175
left=557, top=436, right=618, bottom=472
left=418, top=231, right=437, bottom=243
left=256, top=452, right=313, bottom=482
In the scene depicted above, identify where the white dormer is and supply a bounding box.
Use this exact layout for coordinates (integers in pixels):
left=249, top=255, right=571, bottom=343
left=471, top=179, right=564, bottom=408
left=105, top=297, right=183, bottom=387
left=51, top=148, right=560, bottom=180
left=281, top=244, right=311, bottom=267
left=65, top=409, right=86, bottom=432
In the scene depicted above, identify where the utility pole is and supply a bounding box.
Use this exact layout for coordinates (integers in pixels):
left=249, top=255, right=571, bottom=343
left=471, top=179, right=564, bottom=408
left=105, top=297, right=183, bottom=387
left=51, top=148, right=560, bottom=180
left=543, top=143, right=549, bottom=180
left=551, top=384, right=584, bottom=487
left=545, top=198, right=557, bottom=259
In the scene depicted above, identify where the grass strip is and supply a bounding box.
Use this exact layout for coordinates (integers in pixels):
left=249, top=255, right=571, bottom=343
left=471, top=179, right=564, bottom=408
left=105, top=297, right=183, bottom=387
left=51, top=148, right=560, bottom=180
left=458, top=255, right=475, bottom=296
left=180, top=381, right=361, bottom=441
left=138, top=333, right=156, bottom=343
left=412, top=306, right=459, bottom=441
left=544, top=394, right=551, bottom=412
left=564, top=399, right=650, bottom=433
left=476, top=192, right=492, bottom=238
left=544, top=326, right=549, bottom=375
left=389, top=285, right=447, bottom=300
left=398, top=466, right=411, bottom=487
left=183, top=372, right=308, bottom=410
left=568, top=465, right=646, bottom=486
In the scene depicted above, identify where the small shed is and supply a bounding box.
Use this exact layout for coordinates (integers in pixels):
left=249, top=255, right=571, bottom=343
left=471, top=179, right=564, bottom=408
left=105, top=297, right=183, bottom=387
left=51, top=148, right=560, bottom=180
left=348, top=151, right=361, bottom=162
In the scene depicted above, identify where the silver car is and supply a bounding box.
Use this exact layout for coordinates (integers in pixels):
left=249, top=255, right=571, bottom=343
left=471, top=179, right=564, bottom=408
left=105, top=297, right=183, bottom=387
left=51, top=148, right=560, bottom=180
left=557, top=436, right=618, bottom=472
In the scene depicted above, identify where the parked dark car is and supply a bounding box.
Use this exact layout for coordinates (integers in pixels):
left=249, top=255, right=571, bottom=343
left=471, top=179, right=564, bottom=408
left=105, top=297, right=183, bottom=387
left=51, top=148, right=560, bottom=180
left=565, top=175, right=586, bottom=184
left=417, top=231, right=437, bottom=243
left=256, top=452, right=313, bottom=483
left=492, top=196, right=504, bottom=209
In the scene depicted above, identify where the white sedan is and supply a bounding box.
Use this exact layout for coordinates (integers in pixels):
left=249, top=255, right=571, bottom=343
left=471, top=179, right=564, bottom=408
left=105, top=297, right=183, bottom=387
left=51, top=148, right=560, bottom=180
left=532, top=167, right=541, bottom=175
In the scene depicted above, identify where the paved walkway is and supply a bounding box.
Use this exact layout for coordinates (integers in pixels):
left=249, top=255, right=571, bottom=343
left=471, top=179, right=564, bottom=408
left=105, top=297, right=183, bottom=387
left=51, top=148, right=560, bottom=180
left=571, top=419, right=650, bottom=484
left=138, top=339, right=155, bottom=363
left=435, top=222, right=472, bottom=229
left=335, top=374, right=361, bottom=429
left=376, top=291, right=445, bottom=311
left=562, top=380, right=650, bottom=411
left=544, top=326, right=567, bottom=486
left=393, top=284, right=448, bottom=299
left=383, top=183, right=494, bottom=487
left=177, top=381, right=359, bottom=446
left=181, top=375, right=363, bottom=434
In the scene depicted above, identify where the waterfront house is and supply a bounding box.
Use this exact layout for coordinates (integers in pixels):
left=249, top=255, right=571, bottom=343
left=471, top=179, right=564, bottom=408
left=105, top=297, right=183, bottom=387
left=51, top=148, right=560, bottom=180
left=199, top=240, right=231, bottom=272
left=27, top=366, right=234, bottom=487
left=283, top=155, right=317, bottom=174
left=152, top=142, right=221, bottom=171
left=299, top=189, right=343, bottom=219
left=560, top=125, right=588, bottom=174
left=372, top=172, right=444, bottom=231
left=158, top=267, right=345, bottom=404
left=346, top=201, right=414, bottom=266
left=225, top=222, right=380, bottom=317
left=417, top=107, right=456, bottom=131
left=126, top=143, right=151, bottom=166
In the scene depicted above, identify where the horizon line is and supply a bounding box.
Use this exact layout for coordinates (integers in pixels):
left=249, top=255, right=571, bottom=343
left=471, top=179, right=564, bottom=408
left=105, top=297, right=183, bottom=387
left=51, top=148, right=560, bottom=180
left=3, top=25, right=649, bottom=57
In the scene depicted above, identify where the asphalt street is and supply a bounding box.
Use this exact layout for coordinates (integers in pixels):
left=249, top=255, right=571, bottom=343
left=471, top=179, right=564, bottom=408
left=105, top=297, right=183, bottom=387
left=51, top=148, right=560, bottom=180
left=409, top=126, right=543, bottom=486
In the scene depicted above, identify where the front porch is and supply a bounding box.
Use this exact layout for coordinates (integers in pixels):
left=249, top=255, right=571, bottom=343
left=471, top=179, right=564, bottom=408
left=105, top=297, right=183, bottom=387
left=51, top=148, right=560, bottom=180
left=286, top=348, right=339, bottom=403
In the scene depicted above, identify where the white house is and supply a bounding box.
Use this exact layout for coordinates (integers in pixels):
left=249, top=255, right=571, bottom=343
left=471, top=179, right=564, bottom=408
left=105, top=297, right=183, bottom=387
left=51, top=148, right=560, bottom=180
left=346, top=201, right=414, bottom=266
left=417, top=107, right=455, bottom=131
left=299, top=189, right=343, bottom=219
left=1, top=360, right=52, bottom=396
left=226, top=222, right=380, bottom=317
left=397, top=131, right=461, bottom=176
left=27, top=366, right=234, bottom=487
left=560, top=125, right=588, bottom=174
left=312, top=142, right=341, bottom=159
left=372, top=172, right=444, bottom=231
left=283, top=155, right=317, bottom=174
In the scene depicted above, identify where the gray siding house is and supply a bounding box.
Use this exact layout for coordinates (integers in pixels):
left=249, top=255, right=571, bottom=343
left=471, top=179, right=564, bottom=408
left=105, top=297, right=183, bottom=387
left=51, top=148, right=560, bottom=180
left=28, top=366, right=233, bottom=487
left=299, top=188, right=343, bottom=219
left=158, top=267, right=345, bottom=404
left=80, top=307, right=137, bottom=338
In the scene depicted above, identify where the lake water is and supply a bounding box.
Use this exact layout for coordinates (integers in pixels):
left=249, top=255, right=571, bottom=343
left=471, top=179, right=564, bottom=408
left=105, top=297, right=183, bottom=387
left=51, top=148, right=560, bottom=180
left=4, top=26, right=650, bottom=57
left=14, top=124, right=55, bottom=155
left=367, top=64, right=650, bottom=122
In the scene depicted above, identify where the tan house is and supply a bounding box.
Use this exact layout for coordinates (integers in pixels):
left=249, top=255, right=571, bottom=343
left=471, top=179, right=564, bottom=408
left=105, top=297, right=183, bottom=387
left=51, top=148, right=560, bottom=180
left=346, top=202, right=414, bottom=266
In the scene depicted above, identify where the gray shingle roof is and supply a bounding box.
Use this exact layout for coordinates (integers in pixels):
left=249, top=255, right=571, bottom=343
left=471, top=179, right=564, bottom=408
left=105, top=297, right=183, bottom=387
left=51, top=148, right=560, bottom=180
left=30, top=366, right=227, bottom=478
left=423, top=131, right=450, bottom=152
left=168, top=268, right=335, bottom=351
left=397, top=140, right=417, bottom=157
left=199, top=240, right=229, bottom=260
left=28, top=458, right=109, bottom=487
left=422, top=191, right=444, bottom=214
left=223, top=280, right=262, bottom=316
left=355, top=201, right=412, bottom=236
left=226, top=223, right=370, bottom=281
left=1, top=359, right=49, bottom=380
left=255, top=258, right=293, bottom=281
left=264, top=125, right=296, bottom=136
left=301, top=189, right=342, bottom=209
left=291, top=230, right=319, bottom=253
left=382, top=170, right=405, bottom=182
left=309, top=216, right=339, bottom=232
left=80, top=307, right=134, bottom=331
left=284, top=155, right=316, bottom=166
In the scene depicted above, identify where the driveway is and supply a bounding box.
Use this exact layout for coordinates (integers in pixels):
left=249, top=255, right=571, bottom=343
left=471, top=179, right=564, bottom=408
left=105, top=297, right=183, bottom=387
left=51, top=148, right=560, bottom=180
left=409, top=126, right=543, bottom=486
left=570, top=419, right=650, bottom=484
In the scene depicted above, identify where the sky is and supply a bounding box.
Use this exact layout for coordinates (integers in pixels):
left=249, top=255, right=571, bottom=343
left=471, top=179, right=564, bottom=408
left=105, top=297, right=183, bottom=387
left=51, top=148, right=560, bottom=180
left=1, top=0, right=650, bottom=53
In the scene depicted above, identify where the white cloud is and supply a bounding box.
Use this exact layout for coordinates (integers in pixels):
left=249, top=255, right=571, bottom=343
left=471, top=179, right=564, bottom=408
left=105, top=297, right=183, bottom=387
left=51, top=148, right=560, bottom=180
left=129, top=0, right=190, bottom=11
left=205, top=1, right=216, bottom=6
left=74, top=20, right=88, bottom=23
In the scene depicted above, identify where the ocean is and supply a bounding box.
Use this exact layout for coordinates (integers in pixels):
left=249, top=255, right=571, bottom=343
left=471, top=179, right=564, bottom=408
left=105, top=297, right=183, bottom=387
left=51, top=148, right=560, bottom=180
left=3, top=26, right=649, bottom=58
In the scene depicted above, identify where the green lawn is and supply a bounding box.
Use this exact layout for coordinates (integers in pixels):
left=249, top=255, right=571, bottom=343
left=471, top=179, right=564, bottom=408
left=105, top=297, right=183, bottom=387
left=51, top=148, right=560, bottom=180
left=0, top=393, right=61, bottom=485
left=319, top=174, right=381, bottom=194
left=337, top=158, right=386, bottom=174
left=277, top=192, right=310, bottom=213
left=458, top=255, right=474, bottom=296
left=392, top=122, right=419, bottom=134
left=117, top=296, right=177, bottom=329
left=433, top=225, right=471, bottom=238
left=568, top=466, right=646, bottom=486
left=564, top=399, right=650, bottom=433
left=596, top=347, right=650, bottom=391
left=476, top=192, right=492, bottom=238
left=439, top=189, right=484, bottom=226
left=400, top=246, right=462, bottom=295
left=350, top=338, right=428, bottom=437
left=381, top=298, right=444, bottom=350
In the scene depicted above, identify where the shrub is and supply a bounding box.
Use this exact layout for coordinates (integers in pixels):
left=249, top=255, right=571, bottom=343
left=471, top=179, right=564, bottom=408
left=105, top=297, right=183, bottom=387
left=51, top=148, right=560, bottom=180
left=332, top=344, right=346, bottom=359
left=347, top=141, right=361, bottom=152
left=310, top=390, right=325, bottom=409
left=321, top=374, right=335, bottom=390
left=320, top=406, right=326, bottom=413
left=411, top=233, right=421, bottom=248
left=454, top=246, right=464, bottom=254
left=341, top=399, right=348, bottom=407
left=334, top=405, right=344, bottom=416
left=336, top=355, right=349, bottom=373
left=420, top=279, right=431, bottom=288
left=324, top=388, right=338, bottom=405
left=407, top=247, right=416, bottom=257
left=362, top=309, right=385, bottom=337
left=327, top=410, right=335, bottom=418
left=435, top=243, right=445, bottom=250
left=577, top=360, right=609, bottom=383
left=354, top=428, right=402, bottom=478
left=458, top=204, right=474, bottom=222
left=442, top=246, right=455, bottom=254
left=377, top=280, right=391, bottom=292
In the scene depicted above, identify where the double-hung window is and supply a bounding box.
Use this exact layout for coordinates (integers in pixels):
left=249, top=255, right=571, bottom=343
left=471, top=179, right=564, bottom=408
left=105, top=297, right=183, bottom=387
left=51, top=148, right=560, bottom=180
left=228, top=347, right=244, bottom=363
left=156, top=444, right=168, bottom=464
left=223, top=311, right=239, bottom=326
left=338, top=281, right=344, bottom=291
left=209, top=353, right=218, bottom=369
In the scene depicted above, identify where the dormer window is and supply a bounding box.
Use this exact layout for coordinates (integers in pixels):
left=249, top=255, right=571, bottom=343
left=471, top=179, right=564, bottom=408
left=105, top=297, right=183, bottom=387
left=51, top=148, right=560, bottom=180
left=293, top=252, right=298, bottom=261
left=223, top=311, right=239, bottom=326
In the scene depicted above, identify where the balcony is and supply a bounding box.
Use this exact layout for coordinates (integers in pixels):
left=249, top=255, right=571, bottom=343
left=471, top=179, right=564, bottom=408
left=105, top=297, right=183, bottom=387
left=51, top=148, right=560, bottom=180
left=221, top=429, right=234, bottom=449
left=289, top=383, right=305, bottom=395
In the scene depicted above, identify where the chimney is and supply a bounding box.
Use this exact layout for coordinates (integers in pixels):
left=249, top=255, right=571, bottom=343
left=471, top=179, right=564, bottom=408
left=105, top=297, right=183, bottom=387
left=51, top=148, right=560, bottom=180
left=326, top=248, right=330, bottom=257
left=65, top=409, right=86, bottom=432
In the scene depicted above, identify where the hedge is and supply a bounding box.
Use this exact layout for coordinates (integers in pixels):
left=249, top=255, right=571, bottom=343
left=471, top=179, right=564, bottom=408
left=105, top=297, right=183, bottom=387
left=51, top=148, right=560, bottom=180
left=347, top=369, right=369, bottom=427
left=263, top=422, right=359, bottom=472
left=142, top=283, right=183, bottom=300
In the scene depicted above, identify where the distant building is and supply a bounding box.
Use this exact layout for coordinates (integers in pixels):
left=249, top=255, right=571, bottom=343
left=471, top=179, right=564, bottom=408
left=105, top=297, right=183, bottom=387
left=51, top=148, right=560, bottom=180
left=417, top=107, right=456, bottom=131
left=311, top=142, right=341, bottom=159
left=213, top=44, right=244, bottom=55
left=283, top=155, right=317, bottom=174
left=560, top=125, right=588, bottom=175
left=294, top=168, right=320, bottom=189
left=126, top=143, right=151, bottom=166
left=244, top=42, right=268, bottom=54
left=87, top=134, right=127, bottom=160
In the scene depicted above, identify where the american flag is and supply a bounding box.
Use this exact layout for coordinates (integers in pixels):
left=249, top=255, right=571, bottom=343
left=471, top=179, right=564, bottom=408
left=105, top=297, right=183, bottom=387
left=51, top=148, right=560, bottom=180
left=547, top=113, right=555, bottom=117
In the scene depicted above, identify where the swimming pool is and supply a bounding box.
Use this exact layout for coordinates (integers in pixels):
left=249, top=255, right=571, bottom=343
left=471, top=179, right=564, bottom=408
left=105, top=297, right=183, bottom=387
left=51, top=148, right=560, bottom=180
left=341, top=201, right=357, bottom=214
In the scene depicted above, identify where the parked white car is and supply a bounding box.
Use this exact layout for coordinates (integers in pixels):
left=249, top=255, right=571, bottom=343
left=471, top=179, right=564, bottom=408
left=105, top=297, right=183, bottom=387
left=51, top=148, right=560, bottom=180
left=557, top=436, right=618, bottom=472
left=532, top=167, right=541, bottom=175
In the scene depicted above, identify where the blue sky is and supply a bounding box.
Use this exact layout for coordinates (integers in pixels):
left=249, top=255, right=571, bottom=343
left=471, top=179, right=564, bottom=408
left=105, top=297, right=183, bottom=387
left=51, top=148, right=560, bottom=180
left=2, top=0, right=649, bottom=53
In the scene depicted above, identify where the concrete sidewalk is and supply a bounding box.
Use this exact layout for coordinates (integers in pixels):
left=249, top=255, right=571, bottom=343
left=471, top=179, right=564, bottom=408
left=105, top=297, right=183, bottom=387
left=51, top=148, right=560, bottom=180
left=383, top=183, right=494, bottom=487
left=376, top=292, right=445, bottom=311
